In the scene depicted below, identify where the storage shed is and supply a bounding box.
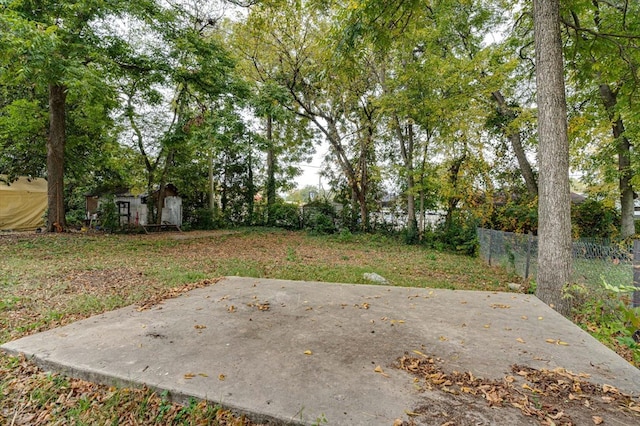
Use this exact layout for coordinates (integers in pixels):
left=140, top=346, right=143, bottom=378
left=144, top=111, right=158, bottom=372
left=0, top=176, right=48, bottom=231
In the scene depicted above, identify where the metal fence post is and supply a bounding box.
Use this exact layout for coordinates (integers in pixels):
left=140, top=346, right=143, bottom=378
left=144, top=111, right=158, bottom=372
left=488, top=229, right=493, bottom=266
left=525, top=232, right=532, bottom=279
left=634, top=240, right=640, bottom=308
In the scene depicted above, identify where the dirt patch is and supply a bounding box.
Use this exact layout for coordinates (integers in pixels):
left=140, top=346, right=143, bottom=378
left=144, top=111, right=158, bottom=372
left=396, top=353, right=640, bottom=426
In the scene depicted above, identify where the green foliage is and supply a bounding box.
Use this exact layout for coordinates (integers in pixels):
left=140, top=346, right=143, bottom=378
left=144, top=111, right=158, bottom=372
left=571, top=199, right=620, bottom=240
left=429, top=211, right=479, bottom=256
left=303, top=201, right=337, bottom=235
left=98, top=195, right=119, bottom=232
left=487, top=199, right=538, bottom=234
left=571, top=277, right=640, bottom=366
left=187, top=207, right=222, bottom=230
left=268, top=202, right=301, bottom=230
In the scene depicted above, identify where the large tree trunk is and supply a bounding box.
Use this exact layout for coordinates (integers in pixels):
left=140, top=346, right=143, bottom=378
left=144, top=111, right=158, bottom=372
left=47, top=84, right=67, bottom=232
left=534, top=0, right=573, bottom=317
left=491, top=91, right=538, bottom=197
left=598, top=84, right=635, bottom=238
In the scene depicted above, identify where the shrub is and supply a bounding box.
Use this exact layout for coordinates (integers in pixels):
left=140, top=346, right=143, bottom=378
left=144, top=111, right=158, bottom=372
left=430, top=211, right=479, bottom=256
left=303, top=200, right=337, bottom=234
left=571, top=199, right=619, bottom=240
left=268, top=203, right=301, bottom=230
left=188, top=207, right=221, bottom=230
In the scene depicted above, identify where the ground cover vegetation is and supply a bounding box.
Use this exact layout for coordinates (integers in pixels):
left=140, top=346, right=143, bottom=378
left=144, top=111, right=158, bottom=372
left=1, top=229, right=639, bottom=425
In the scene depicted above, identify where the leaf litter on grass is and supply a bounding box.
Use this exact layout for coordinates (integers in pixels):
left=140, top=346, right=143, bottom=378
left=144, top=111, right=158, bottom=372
left=396, top=353, right=640, bottom=426
left=0, top=353, right=262, bottom=426
left=2, top=229, right=631, bottom=425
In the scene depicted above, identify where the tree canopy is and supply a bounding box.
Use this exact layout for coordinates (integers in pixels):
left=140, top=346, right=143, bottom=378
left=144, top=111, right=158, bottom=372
left=2, top=0, right=640, bottom=310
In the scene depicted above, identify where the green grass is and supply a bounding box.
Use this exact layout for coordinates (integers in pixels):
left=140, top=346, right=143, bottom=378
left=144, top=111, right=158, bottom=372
left=0, top=228, right=558, bottom=425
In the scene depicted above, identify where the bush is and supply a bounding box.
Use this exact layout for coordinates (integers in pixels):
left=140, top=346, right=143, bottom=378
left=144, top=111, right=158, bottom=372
left=428, top=211, right=479, bottom=256
left=303, top=201, right=337, bottom=234
left=488, top=200, right=538, bottom=234
left=268, top=203, right=301, bottom=230
left=188, top=207, right=221, bottom=230
left=98, top=195, right=119, bottom=232
left=572, top=199, right=619, bottom=240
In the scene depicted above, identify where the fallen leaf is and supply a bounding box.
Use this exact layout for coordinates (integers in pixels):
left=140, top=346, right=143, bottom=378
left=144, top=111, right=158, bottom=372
left=521, top=315, right=528, bottom=320
left=194, top=324, right=206, bottom=329
left=484, top=324, right=490, bottom=328
left=374, top=365, right=389, bottom=377
left=557, top=341, right=569, bottom=346
left=548, top=411, right=564, bottom=420
left=412, top=350, right=428, bottom=358
left=184, top=373, right=195, bottom=379
left=546, top=339, right=557, bottom=344
left=198, top=373, right=208, bottom=377
left=304, top=350, right=312, bottom=355
left=392, top=420, right=403, bottom=426
left=439, top=336, right=448, bottom=341
left=516, top=337, right=526, bottom=343
left=490, top=303, right=510, bottom=309
left=218, top=374, right=225, bottom=381
left=592, top=416, right=603, bottom=425
left=538, top=316, right=544, bottom=320
left=227, top=305, right=236, bottom=313
left=602, top=384, right=618, bottom=394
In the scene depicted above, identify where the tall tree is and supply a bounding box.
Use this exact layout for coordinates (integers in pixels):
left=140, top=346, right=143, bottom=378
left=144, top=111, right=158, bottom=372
left=562, top=0, right=640, bottom=238
left=0, top=1, right=159, bottom=231
left=534, top=0, right=573, bottom=316
left=234, top=0, right=380, bottom=230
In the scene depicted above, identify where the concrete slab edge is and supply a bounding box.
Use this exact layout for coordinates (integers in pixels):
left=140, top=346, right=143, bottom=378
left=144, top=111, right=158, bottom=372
left=1, top=347, right=305, bottom=426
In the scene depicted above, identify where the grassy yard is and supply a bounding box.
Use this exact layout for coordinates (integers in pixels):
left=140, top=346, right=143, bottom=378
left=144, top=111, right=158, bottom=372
left=0, top=228, right=629, bottom=425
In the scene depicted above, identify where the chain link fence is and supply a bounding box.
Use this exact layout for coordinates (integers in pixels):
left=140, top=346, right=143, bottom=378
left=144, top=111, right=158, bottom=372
left=477, top=228, right=633, bottom=291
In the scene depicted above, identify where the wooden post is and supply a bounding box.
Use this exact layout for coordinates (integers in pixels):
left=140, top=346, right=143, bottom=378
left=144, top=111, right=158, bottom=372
left=633, top=240, right=640, bottom=308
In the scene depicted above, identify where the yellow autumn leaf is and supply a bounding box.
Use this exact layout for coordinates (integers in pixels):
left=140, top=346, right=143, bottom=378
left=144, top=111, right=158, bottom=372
left=304, top=350, right=312, bottom=355
left=546, top=339, right=556, bottom=344
left=218, top=374, right=226, bottom=381
left=557, top=341, right=569, bottom=346
left=521, top=315, right=528, bottom=320
left=516, top=337, right=525, bottom=343
left=592, top=416, right=604, bottom=425
left=184, top=373, right=195, bottom=379
left=412, top=350, right=428, bottom=358
left=374, top=365, right=389, bottom=377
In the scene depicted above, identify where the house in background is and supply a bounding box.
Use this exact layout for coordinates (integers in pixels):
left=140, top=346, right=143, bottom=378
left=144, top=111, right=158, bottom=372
left=85, top=184, right=182, bottom=227
left=0, top=176, right=48, bottom=231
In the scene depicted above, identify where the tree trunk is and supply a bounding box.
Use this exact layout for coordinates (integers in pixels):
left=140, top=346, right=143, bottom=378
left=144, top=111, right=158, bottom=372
left=598, top=84, right=635, bottom=238
left=155, top=150, right=174, bottom=225
left=395, top=116, right=418, bottom=239
left=266, top=114, right=276, bottom=224
left=491, top=91, right=538, bottom=197
left=209, top=150, right=216, bottom=212
left=47, top=84, right=67, bottom=232
left=534, top=0, right=573, bottom=317
left=444, top=152, right=466, bottom=230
